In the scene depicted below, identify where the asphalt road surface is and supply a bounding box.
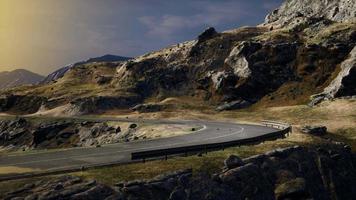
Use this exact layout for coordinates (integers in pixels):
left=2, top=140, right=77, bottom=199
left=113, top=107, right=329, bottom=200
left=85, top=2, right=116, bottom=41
left=0, top=118, right=279, bottom=178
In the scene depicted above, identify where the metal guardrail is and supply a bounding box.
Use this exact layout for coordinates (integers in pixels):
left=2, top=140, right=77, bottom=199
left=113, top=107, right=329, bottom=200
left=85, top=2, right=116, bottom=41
left=261, top=120, right=291, bottom=130
left=131, top=121, right=292, bottom=161
left=0, top=121, right=291, bottom=182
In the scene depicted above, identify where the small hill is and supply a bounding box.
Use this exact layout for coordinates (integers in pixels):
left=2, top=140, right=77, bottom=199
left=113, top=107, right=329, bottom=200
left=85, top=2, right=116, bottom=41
left=0, top=69, right=44, bottom=90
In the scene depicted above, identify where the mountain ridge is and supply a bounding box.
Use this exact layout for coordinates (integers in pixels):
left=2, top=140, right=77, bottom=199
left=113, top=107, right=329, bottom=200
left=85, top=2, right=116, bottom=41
left=0, top=69, right=44, bottom=90
left=0, top=0, right=355, bottom=115
left=41, top=54, right=132, bottom=84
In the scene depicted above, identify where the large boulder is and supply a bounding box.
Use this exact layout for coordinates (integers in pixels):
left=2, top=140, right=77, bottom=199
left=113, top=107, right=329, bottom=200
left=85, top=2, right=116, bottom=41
left=224, top=155, right=245, bottom=169
left=301, top=125, right=327, bottom=136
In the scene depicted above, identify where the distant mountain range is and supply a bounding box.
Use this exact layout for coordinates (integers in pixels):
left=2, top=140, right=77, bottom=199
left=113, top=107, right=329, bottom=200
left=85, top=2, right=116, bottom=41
left=41, top=54, right=132, bottom=84
left=0, top=69, right=44, bottom=90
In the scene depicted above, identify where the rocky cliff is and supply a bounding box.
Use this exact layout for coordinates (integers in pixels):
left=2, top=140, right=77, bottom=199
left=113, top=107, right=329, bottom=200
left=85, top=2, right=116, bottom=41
left=265, top=0, right=356, bottom=28
left=0, top=0, right=355, bottom=114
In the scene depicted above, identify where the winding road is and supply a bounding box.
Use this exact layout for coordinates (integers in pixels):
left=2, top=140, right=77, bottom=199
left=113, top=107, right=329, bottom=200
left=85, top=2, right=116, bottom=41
left=0, top=118, right=280, bottom=179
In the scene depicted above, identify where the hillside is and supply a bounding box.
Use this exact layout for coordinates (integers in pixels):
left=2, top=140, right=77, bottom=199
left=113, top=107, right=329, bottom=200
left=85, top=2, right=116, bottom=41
left=40, top=54, right=132, bottom=84
left=0, top=69, right=44, bottom=90
left=0, top=0, right=355, bottom=115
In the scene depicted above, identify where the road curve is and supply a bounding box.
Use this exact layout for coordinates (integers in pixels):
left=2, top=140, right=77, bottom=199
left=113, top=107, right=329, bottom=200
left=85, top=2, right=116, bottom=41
left=0, top=118, right=279, bottom=177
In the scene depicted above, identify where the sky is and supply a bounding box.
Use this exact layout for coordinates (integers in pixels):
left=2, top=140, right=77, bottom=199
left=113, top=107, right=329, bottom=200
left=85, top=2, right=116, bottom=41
left=0, top=0, right=283, bottom=75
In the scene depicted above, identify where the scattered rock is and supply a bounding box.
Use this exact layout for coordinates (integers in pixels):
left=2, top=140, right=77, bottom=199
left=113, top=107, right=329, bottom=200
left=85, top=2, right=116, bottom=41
left=129, top=123, right=137, bottom=129
left=216, top=100, right=251, bottom=111
left=131, top=103, right=162, bottom=113
left=224, top=155, right=244, bottom=169
left=301, top=125, right=327, bottom=136
left=95, top=75, right=113, bottom=85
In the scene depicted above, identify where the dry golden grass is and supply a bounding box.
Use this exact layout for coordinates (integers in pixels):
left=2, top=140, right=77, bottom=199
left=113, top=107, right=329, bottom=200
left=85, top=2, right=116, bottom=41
left=0, top=166, right=37, bottom=174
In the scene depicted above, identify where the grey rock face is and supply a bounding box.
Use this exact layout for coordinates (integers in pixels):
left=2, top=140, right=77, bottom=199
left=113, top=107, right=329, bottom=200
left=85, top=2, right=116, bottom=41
left=68, top=95, right=141, bottom=115
left=265, top=0, right=356, bottom=28
left=310, top=46, right=356, bottom=105
left=224, top=41, right=262, bottom=79
left=323, top=46, right=356, bottom=97
left=216, top=100, right=251, bottom=111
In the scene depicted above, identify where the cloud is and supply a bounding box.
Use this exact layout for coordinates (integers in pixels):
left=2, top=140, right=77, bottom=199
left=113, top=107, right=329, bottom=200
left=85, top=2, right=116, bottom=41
left=138, top=0, right=250, bottom=39
left=139, top=15, right=200, bottom=39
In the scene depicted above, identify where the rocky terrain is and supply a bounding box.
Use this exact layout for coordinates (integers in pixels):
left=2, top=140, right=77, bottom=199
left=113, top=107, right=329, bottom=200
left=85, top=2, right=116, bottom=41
left=0, top=118, right=140, bottom=151
left=0, top=117, right=196, bottom=151
left=0, top=0, right=355, bottom=198
left=0, top=69, right=44, bottom=90
left=264, top=0, right=356, bottom=29
left=3, top=145, right=355, bottom=200
left=0, top=0, right=354, bottom=115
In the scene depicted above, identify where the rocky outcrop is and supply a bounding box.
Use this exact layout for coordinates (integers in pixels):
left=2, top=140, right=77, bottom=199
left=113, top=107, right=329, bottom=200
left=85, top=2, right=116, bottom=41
left=322, top=46, right=356, bottom=97
left=197, top=27, right=218, bottom=43
left=0, top=95, right=47, bottom=114
left=4, top=146, right=356, bottom=199
left=0, top=118, right=135, bottom=150
left=215, top=100, right=251, bottom=111
left=224, top=41, right=262, bottom=78
left=68, top=95, right=141, bottom=115
left=265, top=0, right=356, bottom=28
left=301, top=125, right=328, bottom=136
left=310, top=46, right=356, bottom=106
left=131, top=103, right=163, bottom=113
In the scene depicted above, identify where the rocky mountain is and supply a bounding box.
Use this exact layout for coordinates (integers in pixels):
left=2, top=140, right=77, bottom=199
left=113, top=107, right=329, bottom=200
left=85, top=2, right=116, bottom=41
left=0, top=69, right=44, bottom=90
left=40, top=54, right=132, bottom=84
left=265, top=0, right=356, bottom=28
left=0, top=0, right=355, bottom=115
